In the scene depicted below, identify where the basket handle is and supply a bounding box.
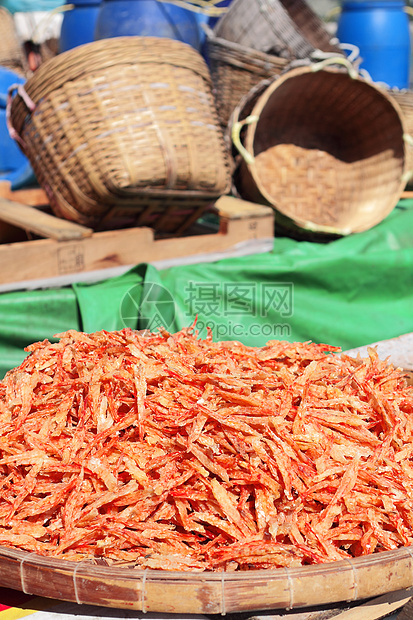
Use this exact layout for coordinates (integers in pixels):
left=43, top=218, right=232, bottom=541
left=311, top=56, right=359, bottom=79
left=6, top=84, right=36, bottom=149
left=231, top=115, right=259, bottom=166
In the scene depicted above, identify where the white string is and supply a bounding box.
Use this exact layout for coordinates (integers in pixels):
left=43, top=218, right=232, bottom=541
left=220, top=571, right=226, bottom=616
left=284, top=566, right=294, bottom=610
left=344, top=557, right=358, bottom=601
left=141, top=568, right=148, bottom=613
left=19, top=556, right=28, bottom=594
left=73, top=561, right=85, bottom=605
left=405, top=546, right=413, bottom=587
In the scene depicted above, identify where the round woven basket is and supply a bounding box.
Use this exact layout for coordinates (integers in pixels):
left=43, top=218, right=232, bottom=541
left=0, top=7, right=27, bottom=76
left=231, top=62, right=407, bottom=237
left=206, top=28, right=288, bottom=129
left=8, top=37, right=231, bottom=232
left=213, top=0, right=341, bottom=60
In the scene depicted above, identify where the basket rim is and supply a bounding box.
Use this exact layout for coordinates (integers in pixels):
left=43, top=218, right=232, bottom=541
left=0, top=543, right=412, bottom=613
left=13, top=36, right=212, bottom=112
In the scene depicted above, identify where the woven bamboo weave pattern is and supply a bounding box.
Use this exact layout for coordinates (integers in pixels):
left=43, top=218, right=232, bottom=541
left=213, top=0, right=340, bottom=59
left=389, top=89, right=413, bottom=185
left=0, top=8, right=26, bottom=75
left=206, top=31, right=288, bottom=128
left=9, top=37, right=231, bottom=231
left=232, top=66, right=406, bottom=237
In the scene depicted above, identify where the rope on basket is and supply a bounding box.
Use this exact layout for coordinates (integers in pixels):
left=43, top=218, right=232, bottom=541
left=311, top=56, right=359, bottom=79
left=6, top=83, right=36, bottom=148
left=160, top=0, right=229, bottom=16
left=30, top=3, right=74, bottom=45
left=231, top=115, right=259, bottom=165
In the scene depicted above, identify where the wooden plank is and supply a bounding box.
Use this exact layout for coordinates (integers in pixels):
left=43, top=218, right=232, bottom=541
left=249, top=588, right=412, bottom=620
left=397, top=596, right=413, bottom=620
left=322, top=588, right=412, bottom=620
left=401, top=190, right=413, bottom=199
left=215, top=194, right=274, bottom=219
left=0, top=198, right=93, bottom=241
left=0, top=181, right=48, bottom=207
left=0, top=201, right=274, bottom=287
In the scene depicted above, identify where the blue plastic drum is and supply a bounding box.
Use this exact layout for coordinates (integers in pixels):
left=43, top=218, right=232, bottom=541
left=94, top=0, right=202, bottom=51
left=336, top=0, right=411, bottom=88
left=60, top=0, right=102, bottom=53
left=0, top=67, right=34, bottom=189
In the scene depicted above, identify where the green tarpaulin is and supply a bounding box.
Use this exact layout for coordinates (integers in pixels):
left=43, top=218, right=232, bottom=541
left=0, top=200, right=412, bottom=378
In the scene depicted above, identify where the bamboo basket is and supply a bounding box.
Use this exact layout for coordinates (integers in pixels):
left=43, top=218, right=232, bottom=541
left=205, top=28, right=288, bottom=128
left=213, top=0, right=341, bottom=60
left=8, top=37, right=231, bottom=232
left=0, top=7, right=27, bottom=76
left=0, top=544, right=412, bottom=613
left=231, top=61, right=408, bottom=238
left=389, top=89, right=413, bottom=188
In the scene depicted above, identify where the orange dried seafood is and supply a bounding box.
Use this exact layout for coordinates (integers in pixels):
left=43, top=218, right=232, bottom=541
left=0, top=327, right=411, bottom=571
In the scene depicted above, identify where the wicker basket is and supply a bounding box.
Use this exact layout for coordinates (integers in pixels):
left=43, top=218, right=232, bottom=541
left=9, top=37, right=232, bottom=232
left=389, top=89, right=413, bottom=188
left=0, top=7, right=27, bottom=76
left=230, top=62, right=407, bottom=237
left=213, top=0, right=341, bottom=60
left=205, top=28, right=288, bottom=129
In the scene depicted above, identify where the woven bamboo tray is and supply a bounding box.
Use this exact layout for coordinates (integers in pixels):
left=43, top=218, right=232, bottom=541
left=0, top=544, right=412, bottom=613
left=231, top=62, right=407, bottom=238
left=8, top=37, right=231, bottom=232
left=213, top=0, right=341, bottom=60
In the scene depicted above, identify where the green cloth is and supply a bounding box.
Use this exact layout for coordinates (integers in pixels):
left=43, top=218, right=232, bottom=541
left=0, top=200, right=412, bottom=378
left=157, top=200, right=413, bottom=349
left=0, top=287, right=79, bottom=375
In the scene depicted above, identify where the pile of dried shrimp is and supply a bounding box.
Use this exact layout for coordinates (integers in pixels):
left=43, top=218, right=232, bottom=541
left=0, top=327, right=412, bottom=571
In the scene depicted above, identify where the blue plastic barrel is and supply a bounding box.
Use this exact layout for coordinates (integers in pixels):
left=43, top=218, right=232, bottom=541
left=0, top=67, right=34, bottom=189
left=94, top=0, right=202, bottom=51
left=60, top=0, right=102, bottom=53
left=336, top=0, right=411, bottom=89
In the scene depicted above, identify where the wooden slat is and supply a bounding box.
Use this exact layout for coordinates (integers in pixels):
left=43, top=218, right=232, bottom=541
left=397, top=596, right=413, bottom=620
left=0, top=197, right=274, bottom=287
left=0, top=181, right=48, bottom=207
left=326, top=588, right=412, bottom=620
left=401, top=191, right=413, bottom=199
left=215, top=194, right=274, bottom=219
left=249, top=588, right=412, bottom=620
left=0, top=198, right=93, bottom=241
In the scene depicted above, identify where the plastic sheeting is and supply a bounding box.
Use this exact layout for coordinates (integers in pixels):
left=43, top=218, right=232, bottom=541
left=0, top=200, right=412, bottom=378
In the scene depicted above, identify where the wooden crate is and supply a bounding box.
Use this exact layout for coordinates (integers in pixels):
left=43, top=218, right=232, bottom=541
left=0, top=183, right=274, bottom=291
